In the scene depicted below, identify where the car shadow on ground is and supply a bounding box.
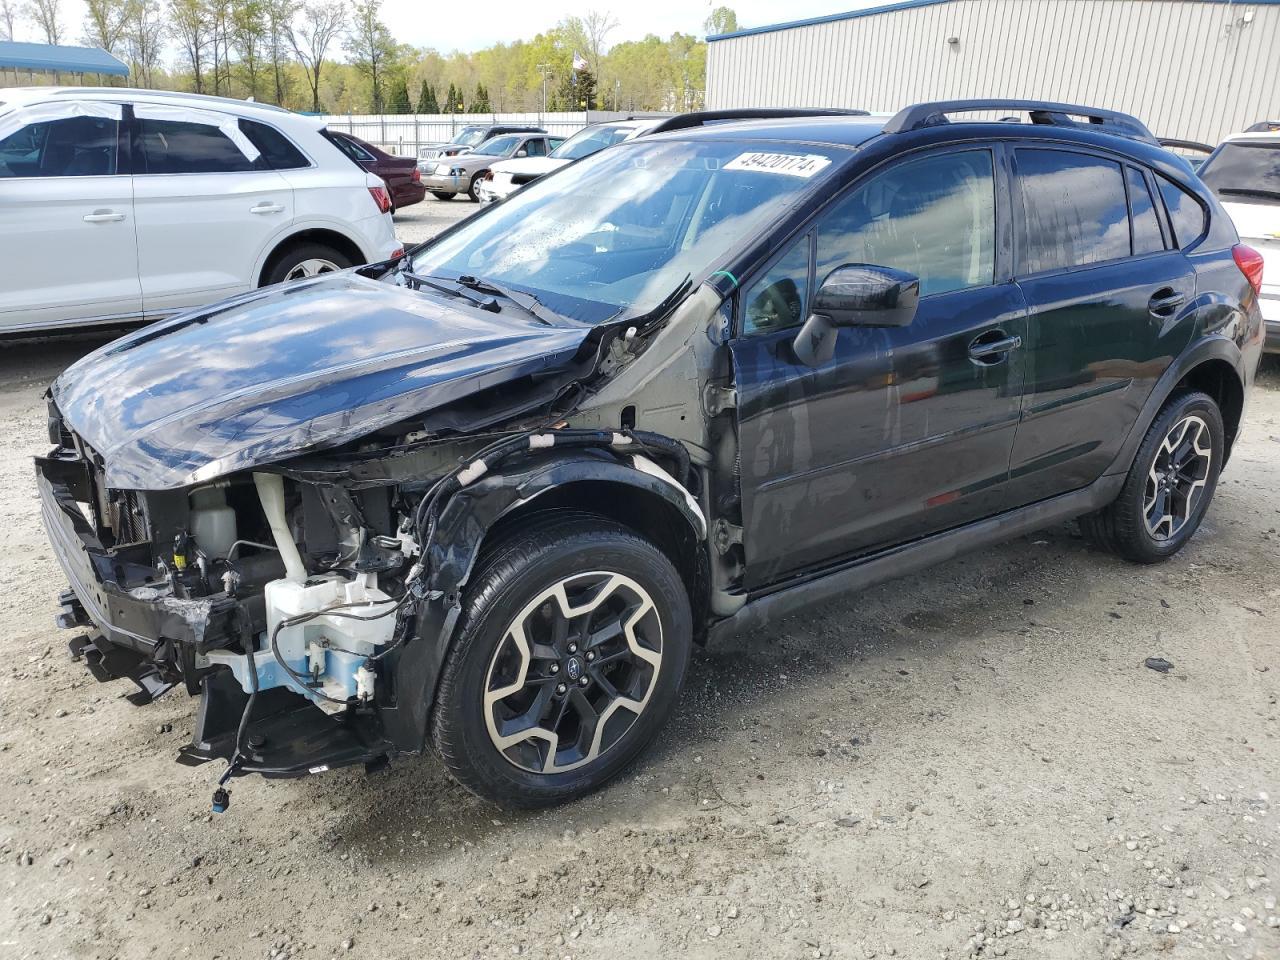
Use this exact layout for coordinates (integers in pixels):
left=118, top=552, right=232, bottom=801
left=298, top=513, right=1108, bottom=863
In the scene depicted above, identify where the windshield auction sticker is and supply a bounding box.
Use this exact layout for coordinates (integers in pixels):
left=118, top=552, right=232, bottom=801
left=724, top=152, right=832, bottom=178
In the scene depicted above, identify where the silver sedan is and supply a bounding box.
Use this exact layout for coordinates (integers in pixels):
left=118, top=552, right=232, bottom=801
left=422, top=133, right=563, bottom=202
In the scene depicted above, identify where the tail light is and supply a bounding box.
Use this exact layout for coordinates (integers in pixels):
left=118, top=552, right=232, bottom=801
left=368, top=185, right=392, bottom=214
left=1233, top=243, right=1264, bottom=295
left=410, top=167, right=421, bottom=183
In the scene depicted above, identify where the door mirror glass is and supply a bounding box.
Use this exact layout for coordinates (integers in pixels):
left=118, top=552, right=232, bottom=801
left=813, top=264, right=919, bottom=327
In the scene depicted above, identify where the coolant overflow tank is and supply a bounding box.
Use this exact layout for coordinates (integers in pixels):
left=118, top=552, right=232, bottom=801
left=189, top=485, right=238, bottom=559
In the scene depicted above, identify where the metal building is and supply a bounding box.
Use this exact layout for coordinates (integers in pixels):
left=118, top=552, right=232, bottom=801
left=706, top=0, right=1280, bottom=145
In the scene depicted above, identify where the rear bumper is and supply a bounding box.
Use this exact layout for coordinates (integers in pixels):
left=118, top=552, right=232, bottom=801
left=391, top=182, right=426, bottom=209
left=1261, top=291, right=1280, bottom=352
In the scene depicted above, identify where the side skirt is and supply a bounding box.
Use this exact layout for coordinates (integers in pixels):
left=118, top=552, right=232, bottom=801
left=707, top=474, right=1125, bottom=644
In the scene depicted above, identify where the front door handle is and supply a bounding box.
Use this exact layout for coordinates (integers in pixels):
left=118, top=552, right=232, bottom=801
left=83, top=209, right=125, bottom=223
left=250, top=202, right=286, bottom=214
left=1148, top=288, right=1186, bottom=317
left=968, top=331, right=1023, bottom=364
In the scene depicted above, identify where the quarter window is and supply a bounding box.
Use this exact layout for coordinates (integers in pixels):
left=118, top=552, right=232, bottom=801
left=0, top=115, right=118, bottom=178
left=1127, top=166, right=1165, bottom=255
left=743, top=234, right=811, bottom=335
left=1157, top=175, right=1207, bottom=248
left=137, top=118, right=254, bottom=174
left=816, top=150, right=996, bottom=298
left=240, top=119, right=309, bottom=169
left=1016, top=150, right=1129, bottom=274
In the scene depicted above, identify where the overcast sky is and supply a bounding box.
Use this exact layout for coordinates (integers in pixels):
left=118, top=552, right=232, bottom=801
left=37, top=0, right=883, bottom=56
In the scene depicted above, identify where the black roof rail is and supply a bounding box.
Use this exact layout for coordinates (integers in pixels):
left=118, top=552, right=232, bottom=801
left=883, top=99, right=1158, bottom=146
left=649, top=107, right=870, bottom=134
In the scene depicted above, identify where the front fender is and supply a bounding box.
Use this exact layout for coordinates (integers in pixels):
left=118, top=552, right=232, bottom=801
left=380, top=449, right=706, bottom=755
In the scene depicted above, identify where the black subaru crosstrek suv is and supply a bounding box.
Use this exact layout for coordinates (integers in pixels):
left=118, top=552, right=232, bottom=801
left=37, top=101, right=1265, bottom=810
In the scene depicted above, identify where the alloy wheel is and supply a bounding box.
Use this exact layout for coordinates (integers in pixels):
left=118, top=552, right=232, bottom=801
left=1143, top=414, right=1212, bottom=541
left=483, top=571, right=663, bottom=774
left=284, top=258, right=340, bottom=281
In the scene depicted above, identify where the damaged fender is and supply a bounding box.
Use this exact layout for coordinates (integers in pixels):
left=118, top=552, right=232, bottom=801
left=381, top=449, right=708, bottom=753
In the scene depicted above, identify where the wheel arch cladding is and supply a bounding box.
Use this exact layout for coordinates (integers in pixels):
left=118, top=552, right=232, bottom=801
left=259, top=228, right=366, bottom=286
left=1108, top=335, right=1247, bottom=477
left=1175, top=358, right=1244, bottom=457
left=385, top=452, right=708, bottom=754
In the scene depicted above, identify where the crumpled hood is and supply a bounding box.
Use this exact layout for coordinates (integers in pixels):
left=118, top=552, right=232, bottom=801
left=53, top=274, right=590, bottom=490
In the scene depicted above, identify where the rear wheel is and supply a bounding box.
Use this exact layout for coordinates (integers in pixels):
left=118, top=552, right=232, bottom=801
left=431, top=516, right=692, bottom=808
left=263, top=242, right=352, bottom=285
left=431, top=191, right=455, bottom=201
left=1080, top=390, right=1223, bottom=563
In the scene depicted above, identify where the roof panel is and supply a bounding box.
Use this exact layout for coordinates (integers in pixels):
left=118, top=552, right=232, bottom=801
left=0, top=41, right=129, bottom=77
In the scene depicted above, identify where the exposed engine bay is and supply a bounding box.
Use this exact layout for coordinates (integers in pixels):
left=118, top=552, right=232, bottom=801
left=35, top=274, right=736, bottom=809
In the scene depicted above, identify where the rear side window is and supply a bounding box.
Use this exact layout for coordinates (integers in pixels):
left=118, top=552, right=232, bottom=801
left=1016, top=150, right=1129, bottom=274
left=0, top=115, right=117, bottom=178
left=1199, top=141, right=1280, bottom=202
left=323, top=130, right=373, bottom=167
left=239, top=119, right=309, bottom=169
left=137, top=118, right=253, bottom=174
left=1127, top=166, right=1164, bottom=255
left=1157, top=175, right=1207, bottom=248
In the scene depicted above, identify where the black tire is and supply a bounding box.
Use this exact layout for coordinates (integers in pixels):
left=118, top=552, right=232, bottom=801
left=467, top=173, right=486, bottom=203
left=1080, top=390, right=1224, bottom=563
left=431, top=515, right=692, bottom=808
left=263, top=242, right=352, bottom=285
left=430, top=191, right=456, bottom=201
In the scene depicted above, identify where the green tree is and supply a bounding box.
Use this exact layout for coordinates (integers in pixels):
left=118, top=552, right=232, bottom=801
left=231, top=0, right=268, bottom=100
left=125, top=0, right=165, bottom=87
left=82, top=0, right=130, bottom=55
left=415, top=79, right=438, bottom=113
left=704, top=6, right=738, bottom=35
left=345, top=0, right=395, bottom=112
left=468, top=82, right=491, bottom=113
left=26, top=0, right=62, bottom=44
left=264, top=0, right=298, bottom=105
left=444, top=81, right=460, bottom=113
left=170, top=0, right=211, bottom=92
left=557, top=67, right=596, bottom=111
left=387, top=75, right=411, bottom=113
left=289, top=0, right=344, bottom=112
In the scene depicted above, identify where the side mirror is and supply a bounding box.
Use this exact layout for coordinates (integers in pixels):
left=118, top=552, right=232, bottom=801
left=793, top=264, right=920, bottom=366
left=515, top=149, right=528, bottom=157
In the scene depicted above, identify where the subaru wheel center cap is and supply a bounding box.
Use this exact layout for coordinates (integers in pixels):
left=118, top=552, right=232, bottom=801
left=565, top=657, right=583, bottom=681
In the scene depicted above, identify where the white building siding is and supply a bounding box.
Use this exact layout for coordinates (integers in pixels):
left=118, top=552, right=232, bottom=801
left=707, top=0, right=1280, bottom=144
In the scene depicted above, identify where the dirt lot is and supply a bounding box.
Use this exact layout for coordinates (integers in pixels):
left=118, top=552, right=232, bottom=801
left=1, top=314, right=1278, bottom=960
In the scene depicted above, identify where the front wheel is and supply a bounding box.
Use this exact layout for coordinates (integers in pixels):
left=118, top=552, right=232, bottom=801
left=431, top=516, right=692, bottom=808
left=1080, top=390, right=1224, bottom=563
left=467, top=173, right=486, bottom=202
left=430, top=191, right=456, bottom=201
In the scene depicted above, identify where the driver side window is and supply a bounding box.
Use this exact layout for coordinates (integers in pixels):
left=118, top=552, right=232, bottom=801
left=816, top=150, right=996, bottom=298
left=742, top=233, right=811, bottom=336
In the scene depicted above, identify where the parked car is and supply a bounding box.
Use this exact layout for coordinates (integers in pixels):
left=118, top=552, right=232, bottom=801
left=325, top=130, right=426, bottom=211
left=1198, top=130, right=1279, bottom=351
left=0, top=88, right=401, bottom=335
left=38, top=101, right=1263, bottom=812
left=478, top=116, right=671, bottom=204
left=422, top=132, right=563, bottom=201
left=416, top=124, right=546, bottom=167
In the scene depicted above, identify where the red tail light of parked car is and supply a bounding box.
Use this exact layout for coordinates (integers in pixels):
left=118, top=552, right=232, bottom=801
left=368, top=186, right=393, bottom=214
left=1233, top=244, right=1265, bottom=295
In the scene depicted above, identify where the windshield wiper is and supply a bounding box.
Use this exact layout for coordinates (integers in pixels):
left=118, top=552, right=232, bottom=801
left=455, top=274, right=573, bottom=327
left=1216, top=187, right=1280, bottom=202
left=399, top=269, right=500, bottom=312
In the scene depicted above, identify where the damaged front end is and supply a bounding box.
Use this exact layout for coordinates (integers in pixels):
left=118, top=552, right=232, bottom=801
left=35, top=273, right=724, bottom=804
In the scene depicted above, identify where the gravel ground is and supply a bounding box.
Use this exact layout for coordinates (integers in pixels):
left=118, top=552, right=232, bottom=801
left=0, top=269, right=1277, bottom=958
left=392, top=199, right=476, bottom=247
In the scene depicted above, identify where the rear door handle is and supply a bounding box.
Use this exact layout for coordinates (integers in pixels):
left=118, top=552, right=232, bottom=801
left=968, top=331, right=1022, bottom=364
left=83, top=210, right=125, bottom=223
left=1148, top=288, right=1186, bottom=317
left=250, top=202, right=286, bottom=215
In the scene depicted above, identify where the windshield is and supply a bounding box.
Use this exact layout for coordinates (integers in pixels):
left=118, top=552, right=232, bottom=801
left=475, top=134, right=519, bottom=157
left=1200, top=142, right=1280, bottom=202
left=550, top=123, right=638, bottom=161
left=452, top=126, right=487, bottom=147
left=412, top=138, right=843, bottom=323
